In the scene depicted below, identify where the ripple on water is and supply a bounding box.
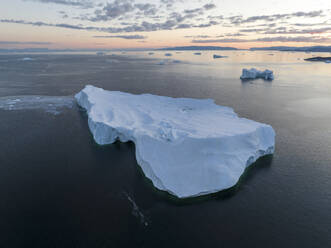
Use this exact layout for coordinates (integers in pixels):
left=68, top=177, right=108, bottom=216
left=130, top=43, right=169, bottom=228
left=286, top=98, right=331, bottom=118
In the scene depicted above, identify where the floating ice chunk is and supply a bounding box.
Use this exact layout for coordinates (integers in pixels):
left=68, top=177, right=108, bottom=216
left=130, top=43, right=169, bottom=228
left=75, top=85, right=275, bottom=198
left=158, top=60, right=166, bottom=65
left=157, top=59, right=181, bottom=65
left=96, top=52, right=106, bottom=56
left=20, top=57, right=35, bottom=61
left=0, top=95, right=74, bottom=115
left=213, top=54, right=227, bottom=59
left=123, top=192, right=149, bottom=226
left=240, top=68, right=274, bottom=81
left=106, top=59, right=119, bottom=64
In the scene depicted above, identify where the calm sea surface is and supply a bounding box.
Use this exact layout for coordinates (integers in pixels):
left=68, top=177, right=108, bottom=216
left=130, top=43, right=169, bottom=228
left=0, top=51, right=330, bottom=247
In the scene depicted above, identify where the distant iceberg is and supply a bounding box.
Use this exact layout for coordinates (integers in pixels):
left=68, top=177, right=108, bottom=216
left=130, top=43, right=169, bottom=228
left=158, top=60, right=167, bottom=65
left=96, top=52, right=106, bottom=56
left=213, top=54, right=227, bottom=59
left=157, top=59, right=181, bottom=65
left=75, top=86, right=275, bottom=198
left=20, top=57, right=35, bottom=61
left=240, top=68, right=274, bottom=80
left=106, top=59, right=119, bottom=64
left=164, top=53, right=172, bottom=57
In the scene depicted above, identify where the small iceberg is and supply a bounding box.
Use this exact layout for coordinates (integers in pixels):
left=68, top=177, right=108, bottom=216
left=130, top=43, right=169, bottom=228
left=304, top=56, right=331, bottom=62
left=213, top=54, right=227, bottom=59
left=164, top=53, right=172, bottom=57
left=75, top=85, right=275, bottom=198
left=240, top=68, right=274, bottom=81
left=20, top=57, right=35, bottom=61
left=106, top=59, right=119, bottom=64
left=158, top=60, right=167, bottom=65
left=96, top=52, right=106, bottom=56
left=157, top=59, right=181, bottom=65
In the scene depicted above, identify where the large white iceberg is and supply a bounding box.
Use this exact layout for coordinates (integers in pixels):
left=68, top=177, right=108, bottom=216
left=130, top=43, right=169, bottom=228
left=75, top=85, right=275, bottom=198
left=240, top=68, right=274, bottom=80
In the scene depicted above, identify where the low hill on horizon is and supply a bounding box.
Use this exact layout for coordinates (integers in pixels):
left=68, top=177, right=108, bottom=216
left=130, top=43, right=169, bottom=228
left=250, top=46, right=331, bottom=52
left=158, top=46, right=238, bottom=51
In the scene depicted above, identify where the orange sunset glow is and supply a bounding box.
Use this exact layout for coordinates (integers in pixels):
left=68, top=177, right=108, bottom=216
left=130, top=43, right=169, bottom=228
left=1, top=0, right=331, bottom=50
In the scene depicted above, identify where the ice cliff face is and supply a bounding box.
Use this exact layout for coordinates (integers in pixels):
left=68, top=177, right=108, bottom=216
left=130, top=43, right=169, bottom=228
left=75, top=85, right=275, bottom=198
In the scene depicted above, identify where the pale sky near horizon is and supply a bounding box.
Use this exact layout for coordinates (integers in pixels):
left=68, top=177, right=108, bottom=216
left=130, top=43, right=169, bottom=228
left=0, top=0, right=331, bottom=49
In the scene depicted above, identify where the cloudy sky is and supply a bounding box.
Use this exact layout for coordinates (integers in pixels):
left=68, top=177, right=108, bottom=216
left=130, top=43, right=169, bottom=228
left=1, top=0, right=331, bottom=49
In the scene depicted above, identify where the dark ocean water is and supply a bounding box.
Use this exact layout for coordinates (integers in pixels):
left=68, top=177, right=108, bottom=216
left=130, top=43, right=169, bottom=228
left=0, top=52, right=330, bottom=247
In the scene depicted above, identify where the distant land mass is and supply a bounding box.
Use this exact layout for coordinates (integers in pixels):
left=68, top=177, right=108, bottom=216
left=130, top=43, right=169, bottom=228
left=159, top=46, right=238, bottom=51
left=304, top=57, right=331, bottom=62
left=0, top=48, right=151, bottom=53
left=0, top=48, right=107, bottom=53
left=0, top=48, right=53, bottom=53
left=250, top=46, right=331, bottom=53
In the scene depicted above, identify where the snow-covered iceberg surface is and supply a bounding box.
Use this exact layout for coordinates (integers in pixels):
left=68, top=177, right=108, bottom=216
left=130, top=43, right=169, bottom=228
left=75, top=85, right=275, bottom=198
left=240, top=68, right=274, bottom=80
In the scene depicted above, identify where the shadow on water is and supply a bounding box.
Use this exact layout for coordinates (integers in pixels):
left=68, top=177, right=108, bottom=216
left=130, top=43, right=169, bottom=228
left=77, top=106, right=274, bottom=206
left=240, top=78, right=274, bottom=87
left=240, top=78, right=273, bottom=82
